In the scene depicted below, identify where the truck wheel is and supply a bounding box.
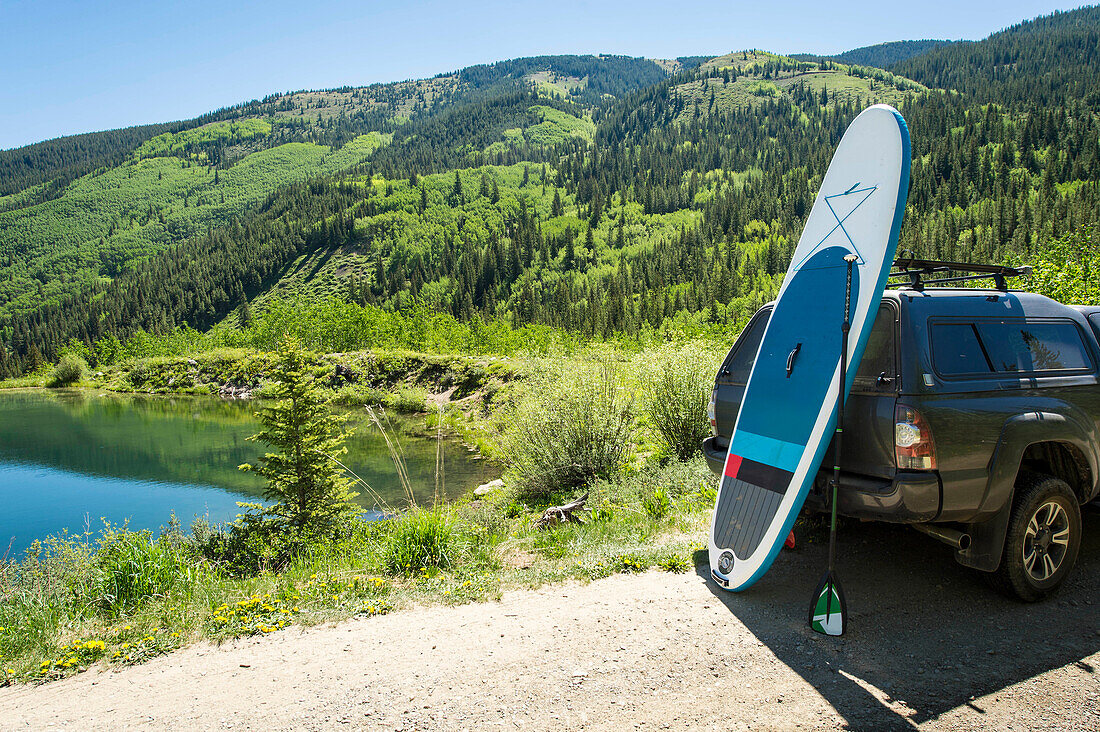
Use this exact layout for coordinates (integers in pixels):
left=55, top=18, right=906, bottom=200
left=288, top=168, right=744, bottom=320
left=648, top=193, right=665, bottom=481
left=989, top=471, right=1082, bottom=602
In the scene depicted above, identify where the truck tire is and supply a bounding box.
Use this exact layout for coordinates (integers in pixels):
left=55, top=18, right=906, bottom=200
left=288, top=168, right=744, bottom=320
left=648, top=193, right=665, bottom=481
left=988, top=471, right=1082, bottom=602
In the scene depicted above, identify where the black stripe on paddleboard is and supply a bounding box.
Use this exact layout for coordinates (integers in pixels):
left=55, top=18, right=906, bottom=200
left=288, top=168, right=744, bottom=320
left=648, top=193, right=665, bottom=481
left=735, top=458, right=794, bottom=495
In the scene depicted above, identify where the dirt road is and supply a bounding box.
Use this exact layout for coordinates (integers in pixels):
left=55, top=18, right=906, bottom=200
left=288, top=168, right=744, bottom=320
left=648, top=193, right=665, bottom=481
left=2, top=511, right=1098, bottom=730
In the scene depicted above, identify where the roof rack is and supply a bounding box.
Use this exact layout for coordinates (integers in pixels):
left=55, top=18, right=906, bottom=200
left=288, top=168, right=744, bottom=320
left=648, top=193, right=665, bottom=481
left=889, top=257, right=1032, bottom=292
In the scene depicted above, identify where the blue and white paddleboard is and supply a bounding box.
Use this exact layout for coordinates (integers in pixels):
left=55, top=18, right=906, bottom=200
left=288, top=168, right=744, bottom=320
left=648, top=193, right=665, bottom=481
left=709, top=104, right=911, bottom=591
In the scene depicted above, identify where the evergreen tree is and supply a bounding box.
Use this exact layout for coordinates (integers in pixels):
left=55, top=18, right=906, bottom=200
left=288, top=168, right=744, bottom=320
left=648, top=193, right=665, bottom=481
left=236, top=299, right=252, bottom=329
left=452, top=171, right=464, bottom=204
left=238, top=335, right=358, bottom=536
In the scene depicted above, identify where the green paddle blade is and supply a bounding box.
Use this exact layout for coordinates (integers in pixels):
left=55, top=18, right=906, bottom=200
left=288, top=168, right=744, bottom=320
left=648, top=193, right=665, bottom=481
left=809, top=571, right=846, bottom=636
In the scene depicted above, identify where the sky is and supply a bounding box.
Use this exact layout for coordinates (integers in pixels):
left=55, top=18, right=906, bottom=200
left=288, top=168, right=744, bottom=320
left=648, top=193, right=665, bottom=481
left=0, top=0, right=1090, bottom=150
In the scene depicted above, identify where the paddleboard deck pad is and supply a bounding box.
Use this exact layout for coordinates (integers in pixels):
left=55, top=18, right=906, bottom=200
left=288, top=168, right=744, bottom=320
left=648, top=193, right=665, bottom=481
left=709, top=104, right=910, bottom=591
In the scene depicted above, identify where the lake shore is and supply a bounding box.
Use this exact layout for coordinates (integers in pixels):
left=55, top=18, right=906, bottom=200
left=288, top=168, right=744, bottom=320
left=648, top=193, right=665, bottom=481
left=3, top=512, right=1098, bottom=731
left=0, top=342, right=724, bottom=688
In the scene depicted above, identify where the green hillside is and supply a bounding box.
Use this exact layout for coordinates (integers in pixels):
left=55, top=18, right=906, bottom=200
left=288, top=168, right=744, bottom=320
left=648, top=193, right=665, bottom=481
left=3, top=10, right=1100, bottom=375
left=0, top=55, right=670, bottom=337
left=0, top=132, right=387, bottom=319
left=670, top=51, right=923, bottom=121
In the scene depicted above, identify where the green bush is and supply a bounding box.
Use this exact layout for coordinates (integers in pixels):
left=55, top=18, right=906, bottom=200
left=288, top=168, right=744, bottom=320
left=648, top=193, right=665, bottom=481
left=47, top=353, right=87, bottom=387
left=90, top=528, right=196, bottom=616
left=502, top=358, right=635, bottom=496
left=384, top=509, right=454, bottom=575
left=190, top=512, right=313, bottom=576
left=638, top=343, right=720, bottom=460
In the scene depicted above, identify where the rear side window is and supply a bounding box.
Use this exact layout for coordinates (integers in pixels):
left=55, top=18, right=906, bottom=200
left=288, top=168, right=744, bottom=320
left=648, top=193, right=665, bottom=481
left=931, top=319, right=1092, bottom=377
left=977, top=321, right=1091, bottom=372
left=719, top=309, right=770, bottom=384
left=854, top=305, right=898, bottom=390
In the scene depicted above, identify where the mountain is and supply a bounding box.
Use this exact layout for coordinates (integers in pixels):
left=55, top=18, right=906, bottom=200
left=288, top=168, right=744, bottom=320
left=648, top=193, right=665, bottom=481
left=2, top=9, right=1100, bottom=376
left=791, top=40, right=957, bottom=68
left=0, top=55, right=667, bottom=327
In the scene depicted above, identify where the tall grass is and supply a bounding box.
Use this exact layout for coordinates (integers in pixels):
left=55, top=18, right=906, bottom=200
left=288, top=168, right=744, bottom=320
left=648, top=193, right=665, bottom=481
left=89, top=527, right=199, bottom=616
left=383, top=509, right=455, bottom=575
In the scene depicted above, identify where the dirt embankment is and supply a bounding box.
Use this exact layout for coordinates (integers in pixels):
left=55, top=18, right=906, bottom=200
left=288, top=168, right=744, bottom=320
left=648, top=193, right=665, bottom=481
left=1, top=512, right=1097, bottom=731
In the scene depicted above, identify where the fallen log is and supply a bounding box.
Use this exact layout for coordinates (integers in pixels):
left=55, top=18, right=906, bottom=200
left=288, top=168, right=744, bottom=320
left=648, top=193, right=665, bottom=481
left=534, top=492, right=589, bottom=529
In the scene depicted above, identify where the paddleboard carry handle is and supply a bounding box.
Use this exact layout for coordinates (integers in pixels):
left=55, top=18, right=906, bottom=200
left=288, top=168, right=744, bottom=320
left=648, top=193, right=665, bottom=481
left=786, top=343, right=802, bottom=377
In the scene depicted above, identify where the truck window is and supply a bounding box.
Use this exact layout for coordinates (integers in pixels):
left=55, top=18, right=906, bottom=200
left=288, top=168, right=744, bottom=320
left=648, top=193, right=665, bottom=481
left=976, top=320, right=1092, bottom=373
left=932, top=319, right=1093, bottom=377
left=719, top=309, right=771, bottom=384
left=854, top=305, right=897, bottom=390
left=931, top=323, right=992, bottom=375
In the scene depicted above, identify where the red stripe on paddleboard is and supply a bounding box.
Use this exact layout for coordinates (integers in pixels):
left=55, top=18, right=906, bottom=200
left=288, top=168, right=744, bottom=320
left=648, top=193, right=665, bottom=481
left=723, top=454, right=743, bottom=478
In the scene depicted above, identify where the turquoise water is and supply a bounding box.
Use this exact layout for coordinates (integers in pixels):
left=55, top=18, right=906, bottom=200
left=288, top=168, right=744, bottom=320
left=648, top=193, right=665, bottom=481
left=0, top=390, right=497, bottom=555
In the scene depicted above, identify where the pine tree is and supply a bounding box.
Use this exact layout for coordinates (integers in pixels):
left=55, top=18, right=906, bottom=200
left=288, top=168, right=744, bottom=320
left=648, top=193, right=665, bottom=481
left=452, top=171, right=464, bottom=204
left=239, top=335, right=358, bottom=536
left=236, top=299, right=252, bottom=329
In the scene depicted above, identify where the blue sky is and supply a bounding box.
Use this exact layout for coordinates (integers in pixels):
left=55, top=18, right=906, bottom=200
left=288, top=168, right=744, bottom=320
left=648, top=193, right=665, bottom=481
left=0, top=1, right=1088, bottom=149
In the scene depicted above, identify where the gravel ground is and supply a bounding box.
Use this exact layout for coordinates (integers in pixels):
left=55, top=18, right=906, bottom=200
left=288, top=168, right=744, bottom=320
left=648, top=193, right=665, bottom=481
left=1, top=509, right=1097, bottom=731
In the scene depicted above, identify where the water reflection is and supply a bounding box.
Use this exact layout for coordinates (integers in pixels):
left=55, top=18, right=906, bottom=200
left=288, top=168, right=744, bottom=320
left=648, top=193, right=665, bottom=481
left=0, top=390, right=497, bottom=554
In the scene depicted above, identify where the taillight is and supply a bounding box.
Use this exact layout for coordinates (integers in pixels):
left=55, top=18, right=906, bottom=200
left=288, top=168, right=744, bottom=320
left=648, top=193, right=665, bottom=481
left=895, top=403, right=936, bottom=470
left=708, top=386, right=718, bottom=436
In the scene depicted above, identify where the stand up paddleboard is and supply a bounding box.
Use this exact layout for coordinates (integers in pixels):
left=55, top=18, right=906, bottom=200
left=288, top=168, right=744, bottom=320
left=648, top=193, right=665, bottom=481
left=709, top=104, right=910, bottom=592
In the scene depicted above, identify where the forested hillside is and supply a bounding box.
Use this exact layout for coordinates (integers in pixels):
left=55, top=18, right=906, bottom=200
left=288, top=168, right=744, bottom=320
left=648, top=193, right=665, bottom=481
left=792, top=40, right=956, bottom=68
left=2, top=8, right=1100, bottom=376
left=892, top=6, right=1100, bottom=107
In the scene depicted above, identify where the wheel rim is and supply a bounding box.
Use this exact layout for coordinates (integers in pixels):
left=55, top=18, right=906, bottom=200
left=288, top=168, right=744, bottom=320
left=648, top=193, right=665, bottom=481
left=1022, top=500, right=1071, bottom=583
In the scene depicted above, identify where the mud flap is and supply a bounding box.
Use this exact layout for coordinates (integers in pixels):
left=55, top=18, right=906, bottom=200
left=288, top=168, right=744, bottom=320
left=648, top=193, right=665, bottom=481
left=957, top=500, right=1013, bottom=572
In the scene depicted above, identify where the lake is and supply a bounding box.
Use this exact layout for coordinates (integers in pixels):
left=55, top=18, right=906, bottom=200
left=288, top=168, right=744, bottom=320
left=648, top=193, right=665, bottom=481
left=0, top=389, right=499, bottom=555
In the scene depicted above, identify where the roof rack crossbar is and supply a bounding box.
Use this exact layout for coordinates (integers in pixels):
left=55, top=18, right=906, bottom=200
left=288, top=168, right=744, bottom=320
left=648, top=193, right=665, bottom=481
left=888, top=257, right=1032, bottom=292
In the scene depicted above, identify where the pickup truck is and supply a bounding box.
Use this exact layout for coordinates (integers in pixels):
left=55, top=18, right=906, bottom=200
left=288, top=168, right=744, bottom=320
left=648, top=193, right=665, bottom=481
left=704, top=280, right=1099, bottom=601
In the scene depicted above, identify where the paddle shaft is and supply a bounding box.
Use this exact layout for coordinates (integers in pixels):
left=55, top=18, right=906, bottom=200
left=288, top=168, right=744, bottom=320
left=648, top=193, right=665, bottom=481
left=826, top=255, right=856, bottom=616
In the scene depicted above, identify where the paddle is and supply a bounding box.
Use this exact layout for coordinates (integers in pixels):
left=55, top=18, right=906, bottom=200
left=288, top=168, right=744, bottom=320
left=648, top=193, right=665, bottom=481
left=809, top=252, right=858, bottom=637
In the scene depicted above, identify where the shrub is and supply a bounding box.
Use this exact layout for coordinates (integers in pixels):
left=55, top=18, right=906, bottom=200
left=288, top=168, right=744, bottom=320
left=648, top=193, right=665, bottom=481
left=47, top=353, right=87, bottom=387
left=190, top=512, right=312, bottom=576
left=384, top=509, right=454, bottom=575
left=638, top=343, right=720, bottom=460
left=502, top=359, right=634, bottom=496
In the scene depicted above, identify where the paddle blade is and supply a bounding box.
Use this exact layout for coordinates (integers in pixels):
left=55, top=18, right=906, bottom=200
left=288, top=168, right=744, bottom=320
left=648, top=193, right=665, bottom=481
left=809, top=571, right=847, bottom=636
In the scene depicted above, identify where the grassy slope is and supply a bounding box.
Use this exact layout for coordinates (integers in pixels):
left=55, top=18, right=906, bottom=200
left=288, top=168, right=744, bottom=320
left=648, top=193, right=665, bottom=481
left=674, top=51, right=925, bottom=121
left=0, top=133, right=387, bottom=319
left=0, top=337, right=722, bottom=685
